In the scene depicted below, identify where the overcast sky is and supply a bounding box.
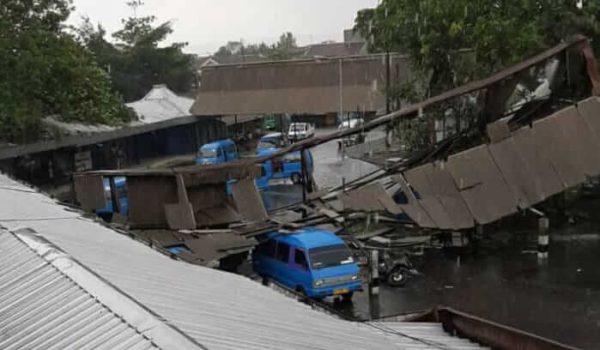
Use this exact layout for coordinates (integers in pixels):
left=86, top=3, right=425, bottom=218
left=68, top=0, right=378, bottom=55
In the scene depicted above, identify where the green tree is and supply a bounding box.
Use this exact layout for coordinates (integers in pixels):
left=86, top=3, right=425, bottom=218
left=355, top=0, right=600, bottom=149
left=356, top=0, right=600, bottom=95
left=213, top=32, right=300, bottom=62
left=0, top=0, right=134, bottom=143
left=79, top=2, right=196, bottom=102
left=268, top=32, right=298, bottom=60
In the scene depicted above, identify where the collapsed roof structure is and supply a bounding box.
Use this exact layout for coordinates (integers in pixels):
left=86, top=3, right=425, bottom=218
left=72, top=35, right=600, bottom=266
left=0, top=173, right=491, bottom=350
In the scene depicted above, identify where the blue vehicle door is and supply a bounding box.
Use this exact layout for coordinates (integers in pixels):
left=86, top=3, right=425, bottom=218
left=253, top=239, right=277, bottom=277
left=290, top=248, right=312, bottom=292
left=225, top=143, right=239, bottom=162
left=216, top=147, right=225, bottom=163
left=272, top=241, right=294, bottom=288
left=304, top=150, right=314, bottom=175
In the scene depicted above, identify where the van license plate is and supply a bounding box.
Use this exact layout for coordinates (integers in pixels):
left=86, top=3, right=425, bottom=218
left=333, top=288, right=349, bottom=295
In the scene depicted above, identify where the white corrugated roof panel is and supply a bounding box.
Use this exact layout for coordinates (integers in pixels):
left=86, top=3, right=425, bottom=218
left=0, top=173, right=482, bottom=349
left=0, top=228, right=202, bottom=350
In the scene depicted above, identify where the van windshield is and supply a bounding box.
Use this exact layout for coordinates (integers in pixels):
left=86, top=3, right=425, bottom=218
left=309, top=244, right=354, bottom=270
left=258, top=139, right=279, bottom=149
left=201, top=147, right=217, bottom=157
left=291, top=124, right=306, bottom=132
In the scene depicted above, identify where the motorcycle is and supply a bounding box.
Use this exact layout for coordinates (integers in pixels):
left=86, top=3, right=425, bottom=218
left=378, top=251, right=419, bottom=287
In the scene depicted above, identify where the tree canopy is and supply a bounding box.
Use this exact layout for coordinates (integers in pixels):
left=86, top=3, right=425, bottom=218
left=355, top=0, right=600, bottom=95
left=213, top=32, right=300, bottom=61
left=355, top=0, right=600, bottom=150
left=0, top=0, right=134, bottom=143
left=77, top=2, right=196, bottom=102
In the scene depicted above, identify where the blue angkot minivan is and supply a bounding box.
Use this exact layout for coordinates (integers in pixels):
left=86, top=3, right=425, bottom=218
left=253, top=228, right=362, bottom=300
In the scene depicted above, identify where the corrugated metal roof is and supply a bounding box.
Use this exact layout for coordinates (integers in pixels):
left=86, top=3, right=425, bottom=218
left=42, top=116, right=117, bottom=135
left=0, top=173, right=482, bottom=349
left=127, top=85, right=194, bottom=124
left=368, top=322, right=487, bottom=349
left=0, top=228, right=201, bottom=350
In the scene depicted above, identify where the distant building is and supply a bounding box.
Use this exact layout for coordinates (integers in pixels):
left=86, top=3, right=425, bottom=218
left=303, top=41, right=367, bottom=58
left=192, top=53, right=410, bottom=118
left=195, top=55, right=220, bottom=77
left=344, top=28, right=366, bottom=43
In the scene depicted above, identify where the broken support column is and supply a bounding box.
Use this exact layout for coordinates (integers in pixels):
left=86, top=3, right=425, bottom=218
left=369, top=249, right=380, bottom=319
left=537, top=217, right=550, bottom=259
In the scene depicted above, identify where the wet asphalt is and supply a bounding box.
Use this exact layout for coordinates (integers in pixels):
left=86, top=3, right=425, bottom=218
left=263, top=129, right=600, bottom=349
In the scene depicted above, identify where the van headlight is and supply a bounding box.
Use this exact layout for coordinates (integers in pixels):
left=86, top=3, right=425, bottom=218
left=313, top=279, right=324, bottom=287
left=351, top=275, right=358, bottom=281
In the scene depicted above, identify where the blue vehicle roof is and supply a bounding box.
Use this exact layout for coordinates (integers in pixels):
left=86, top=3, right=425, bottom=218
left=257, top=147, right=280, bottom=157
left=201, top=139, right=235, bottom=150
left=276, top=228, right=344, bottom=250
left=260, top=133, right=283, bottom=142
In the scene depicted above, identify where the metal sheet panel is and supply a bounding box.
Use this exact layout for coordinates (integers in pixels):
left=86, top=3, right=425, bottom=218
left=127, top=176, right=178, bottom=229
left=368, top=322, right=487, bottom=349
left=0, top=174, right=466, bottom=350
left=232, top=178, right=268, bottom=222
left=488, top=137, right=545, bottom=208
left=73, top=175, right=105, bottom=211
left=404, top=165, right=454, bottom=230
left=511, top=127, right=563, bottom=199
left=424, top=164, right=475, bottom=229
left=532, top=113, right=585, bottom=188
left=338, top=183, right=403, bottom=215
left=553, top=106, right=600, bottom=177
left=577, top=96, right=600, bottom=138
left=393, top=175, right=437, bottom=228
left=446, top=145, right=518, bottom=225
left=0, top=229, right=197, bottom=350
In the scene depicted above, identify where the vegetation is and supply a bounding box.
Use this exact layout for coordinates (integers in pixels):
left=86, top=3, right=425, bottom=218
left=214, top=32, right=301, bottom=61
left=77, top=1, right=196, bottom=102
left=355, top=0, right=600, bottom=150
left=0, top=0, right=135, bottom=143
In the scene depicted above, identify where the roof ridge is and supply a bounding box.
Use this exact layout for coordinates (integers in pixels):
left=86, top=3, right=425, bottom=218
left=10, top=227, right=205, bottom=350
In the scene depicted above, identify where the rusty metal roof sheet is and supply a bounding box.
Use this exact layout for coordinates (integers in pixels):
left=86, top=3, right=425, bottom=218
left=368, top=322, right=487, bottom=349
left=0, top=228, right=200, bottom=350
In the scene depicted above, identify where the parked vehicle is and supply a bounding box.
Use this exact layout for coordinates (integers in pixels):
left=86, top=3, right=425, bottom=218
left=288, top=122, right=315, bottom=141
left=196, top=139, right=239, bottom=165
left=263, top=114, right=291, bottom=132
left=96, top=177, right=128, bottom=220
left=377, top=251, right=419, bottom=287
left=253, top=228, right=362, bottom=300
left=258, top=148, right=314, bottom=184
left=257, top=132, right=287, bottom=154
left=338, top=117, right=364, bottom=130
left=338, top=118, right=365, bottom=146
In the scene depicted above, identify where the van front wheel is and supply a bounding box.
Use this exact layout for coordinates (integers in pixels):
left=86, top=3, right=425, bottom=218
left=342, top=292, right=353, bottom=303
